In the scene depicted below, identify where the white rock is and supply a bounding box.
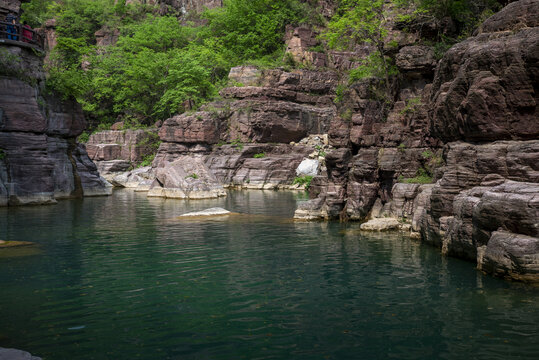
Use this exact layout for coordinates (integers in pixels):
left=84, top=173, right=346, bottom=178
left=296, top=159, right=319, bottom=177
left=179, top=208, right=231, bottom=217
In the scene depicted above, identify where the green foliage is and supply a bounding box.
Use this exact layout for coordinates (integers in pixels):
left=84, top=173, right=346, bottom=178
left=0, top=149, right=6, bottom=160
left=0, top=48, right=24, bottom=79
left=30, top=0, right=315, bottom=128
left=349, top=52, right=398, bottom=83
left=231, top=139, right=244, bottom=151
left=421, top=149, right=434, bottom=159
left=20, top=0, right=59, bottom=28
left=397, top=143, right=406, bottom=153
left=293, top=175, right=314, bottom=190
left=398, top=168, right=433, bottom=184
left=138, top=153, right=155, bottom=168
left=323, top=0, right=397, bottom=90
left=396, top=0, right=501, bottom=38
left=341, top=109, right=353, bottom=122
left=200, top=0, right=312, bottom=64
left=399, top=96, right=422, bottom=115
left=315, top=145, right=326, bottom=157
left=334, top=84, right=347, bottom=104
left=78, top=131, right=89, bottom=143
left=253, top=152, right=266, bottom=159
left=185, top=173, right=199, bottom=180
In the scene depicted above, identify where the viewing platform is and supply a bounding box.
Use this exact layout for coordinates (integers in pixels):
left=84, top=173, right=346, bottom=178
left=0, top=20, right=44, bottom=51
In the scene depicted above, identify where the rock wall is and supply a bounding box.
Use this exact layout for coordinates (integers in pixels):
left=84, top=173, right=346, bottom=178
left=0, top=45, right=111, bottom=206
left=82, top=0, right=538, bottom=281
left=294, top=0, right=539, bottom=282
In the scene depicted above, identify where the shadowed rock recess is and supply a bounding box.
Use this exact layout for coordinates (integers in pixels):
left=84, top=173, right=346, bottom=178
left=0, top=45, right=111, bottom=206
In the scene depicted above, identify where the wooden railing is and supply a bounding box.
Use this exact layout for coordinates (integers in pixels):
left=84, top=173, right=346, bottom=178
left=0, top=21, right=44, bottom=50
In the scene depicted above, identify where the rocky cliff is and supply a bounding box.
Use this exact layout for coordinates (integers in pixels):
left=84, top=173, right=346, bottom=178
left=296, top=0, right=539, bottom=281
left=83, top=0, right=538, bottom=281
left=0, top=44, right=112, bottom=206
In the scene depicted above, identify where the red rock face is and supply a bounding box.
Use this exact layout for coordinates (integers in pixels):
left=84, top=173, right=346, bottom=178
left=0, top=45, right=110, bottom=206
left=429, top=17, right=538, bottom=141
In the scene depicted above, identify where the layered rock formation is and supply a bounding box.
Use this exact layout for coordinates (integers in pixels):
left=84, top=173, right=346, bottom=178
left=0, top=44, right=111, bottom=206
left=72, top=0, right=538, bottom=281
left=146, top=67, right=336, bottom=198
left=295, top=0, right=539, bottom=281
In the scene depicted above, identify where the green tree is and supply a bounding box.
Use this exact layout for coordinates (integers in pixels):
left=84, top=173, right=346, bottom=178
left=323, top=0, right=395, bottom=88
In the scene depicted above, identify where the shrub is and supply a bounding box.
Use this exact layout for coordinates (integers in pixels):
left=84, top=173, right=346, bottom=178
left=78, top=132, right=90, bottom=143
left=293, top=175, right=314, bottom=189
left=253, top=152, right=266, bottom=158
left=138, top=153, right=155, bottom=168
left=185, top=173, right=199, bottom=179
left=399, top=168, right=433, bottom=184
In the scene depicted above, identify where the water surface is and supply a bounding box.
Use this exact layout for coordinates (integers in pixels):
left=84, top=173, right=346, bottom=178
left=0, top=190, right=538, bottom=359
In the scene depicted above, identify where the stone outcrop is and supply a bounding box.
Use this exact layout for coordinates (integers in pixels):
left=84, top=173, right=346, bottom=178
left=430, top=10, right=538, bottom=142
left=442, top=182, right=539, bottom=281
left=0, top=45, right=111, bottom=206
left=0, top=347, right=42, bottom=360
left=293, top=0, right=539, bottom=282
left=86, top=128, right=159, bottom=178
left=140, top=66, right=337, bottom=198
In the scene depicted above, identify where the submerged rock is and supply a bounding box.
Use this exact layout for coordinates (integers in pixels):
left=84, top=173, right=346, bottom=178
left=179, top=208, right=231, bottom=217
left=0, top=240, right=35, bottom=248
left=0, top=347, right=42, bottom=360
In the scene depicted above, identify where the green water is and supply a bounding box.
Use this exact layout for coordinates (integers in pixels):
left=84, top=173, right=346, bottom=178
left=0, top=190, right=537, bottom=360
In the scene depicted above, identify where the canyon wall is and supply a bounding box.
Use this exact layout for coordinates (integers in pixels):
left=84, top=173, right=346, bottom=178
left=0, top=45, right=111, bottom=206
left=81, top=0, right=538, bottom=281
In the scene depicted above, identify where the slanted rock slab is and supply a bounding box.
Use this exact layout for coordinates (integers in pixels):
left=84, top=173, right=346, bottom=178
left=179, top=208, right=231, bottom=217
left=0, top=241, right=35, bottom=248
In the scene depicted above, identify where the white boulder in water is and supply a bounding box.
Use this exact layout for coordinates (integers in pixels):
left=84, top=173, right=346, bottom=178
left=179, top=208, right=231, bottom=217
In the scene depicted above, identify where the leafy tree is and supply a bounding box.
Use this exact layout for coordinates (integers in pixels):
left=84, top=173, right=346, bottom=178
left=323, top=0, right=395, bottom=89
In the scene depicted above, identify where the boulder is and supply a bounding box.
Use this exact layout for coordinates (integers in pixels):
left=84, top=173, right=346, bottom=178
left=479, top=231, right=539, bottom=282
left=149, top=156, right=226, bottom=199
left=296, top=159, right=319, bottom=177
left=360, top=218, right=400, bottom=231
left=0, top=347, right=42, bottom=360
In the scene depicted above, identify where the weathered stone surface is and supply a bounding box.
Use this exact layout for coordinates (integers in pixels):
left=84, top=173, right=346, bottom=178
left=478, top=0, right=539, bottom=33
left=159, top=112, right=223, bottom=144
left=479, top=231, right=539, bottom=282
left=206, top=144, right=312, bottom=188
left=0, top=347, right=42, bottom=360
left=439, top=182, right=539, bottom=281
left=227, top=100, right=334, bottom=143
left=360, top=218, right=400, bottom=231
left=109, top=166, right=155, bottom=190
left=430, top=27, right=538, bottom=142
left=0, top=44, right=109, bottom=206
left=95, top=27, right=120, bottom=47
left=428, top=141, right=538, bottom=228
left=285, top=26, right=327, bottom=67
left=149, top=155, right=226, bottom=199
left=395, top=45, right=436, bottom=74
left=228, top=66, right=261, bottom=87
left=87, top=129, right=158, bottom=163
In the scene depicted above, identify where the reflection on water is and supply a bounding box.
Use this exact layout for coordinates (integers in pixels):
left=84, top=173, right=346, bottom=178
left=0, top=190, right=538, bottom=360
